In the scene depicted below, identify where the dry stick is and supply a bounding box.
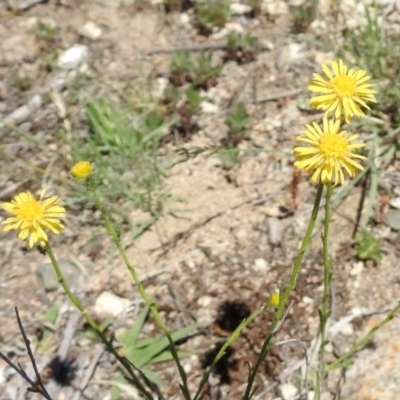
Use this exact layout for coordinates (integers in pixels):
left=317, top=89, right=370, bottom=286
left=246, top=87, right=304, bottom=104
left=15, top=307, right=53, bottom=399
left=147, top=42, right=272, bottom=55
left=0, top=308, right=53, bottom=400
left=0, top=351, right=51, bottom=399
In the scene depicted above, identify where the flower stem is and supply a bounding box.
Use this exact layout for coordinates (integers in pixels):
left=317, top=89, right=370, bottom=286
left=90, top=189, right=191, bottom=400
left=242, top=182, right=324, bottom=400
left=316, top=182, right=334, bottom=399
left=326, top=301, right=400, bottom=373
left=45, top=244, right=153, bottom=400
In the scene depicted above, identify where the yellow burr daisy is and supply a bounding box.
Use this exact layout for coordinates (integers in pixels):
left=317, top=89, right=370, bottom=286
left=294, top=118, right=367, bottom=186
left=309, top=59, right=376, bottom=122
left=1, top=189, right=66, bottom=248
left=71, top=161, right=93, bottom=180
left=269, top=291, right=280, bottom=308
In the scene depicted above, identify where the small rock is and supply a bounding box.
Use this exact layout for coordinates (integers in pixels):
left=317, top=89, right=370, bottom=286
left=151, top=77, right=169, bottom=100
left=201, top=101, right=218, bottom=114
left=253, top=257, right=269, bottom=273
left=307, top=391, right=315, bottom=400
left=385, top=209, right=400, bottom=230
left=58, top=44, right=89, bottom=70
left=212, top=27, right=230, bottom=40
left=341, top=322, right=354, bottom=336
left=229, top=3, right=252, bottom=15
left=302, top=296, right=314, bottom=304
left=3, top=94, right=42, bottom=125
left=276, top=43, right=308, bottom=71
left=198, top=295, right=213, bottom=308
left=260, top=39, right=275, bottom=50
left=261, top=0, right=289, bottom=18
left=225, top=21, right=245, bottom=34
left=93, top=291, right=131, bottom=318
left=389, top=197, right=400, bottom=209
left=309, top=19, right=328, bottom=35
left=267, top=217, right=282, bottom=245
left=180, top=13, right=191, bottom=24
left=278, top=382, right=298, bottom=400
left=36, top=260, right=90, bottom=292
left=78, top=21, right=103, bottom=40
left=349, top=261, right=364, bottom=276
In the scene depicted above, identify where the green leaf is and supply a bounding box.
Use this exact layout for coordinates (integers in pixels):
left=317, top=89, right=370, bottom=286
left=119, top=304, right=150, bottom=349
left=43, top=303, right=59, bottom=324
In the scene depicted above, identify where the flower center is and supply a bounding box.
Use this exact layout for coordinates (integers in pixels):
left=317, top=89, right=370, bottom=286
left=318, top=133, right=348, bottom=160
left=330, top=75, right=356, bottom=97
left=16, top=199, right=44, bottom=222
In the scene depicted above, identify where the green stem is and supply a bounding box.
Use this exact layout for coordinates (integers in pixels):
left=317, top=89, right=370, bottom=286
left=316, top=183, right=334, bottom=399
left=242, top=182, right=325, bottom=400
left=326, top=301, right=400, bottom=373
left=45, top=244, right=153, bottom=400
left=194, top=303, right=269, bottom=400
left=90, top=189, right=191, bottom=400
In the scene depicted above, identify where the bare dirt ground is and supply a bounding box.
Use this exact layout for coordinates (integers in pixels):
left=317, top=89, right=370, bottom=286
left=1, top=1, right=400, bottom=399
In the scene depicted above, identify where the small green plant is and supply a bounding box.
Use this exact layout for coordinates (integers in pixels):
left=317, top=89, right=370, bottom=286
left=291, top=0, right=317, bottom=33
left=194, top=0, right=231, bottom=35
left=225, top=103, right=250, bottom=145
left=37, top=304, right=59, bottom=351
left=354, top=231, right=382, bottom=264
left=185, top=87, right=203, bottom=114
left=13, top=73, right=33, bottom=92
left=218, top=147, right=240, bottom=169
left=32, top=21, right=59, bottom=41
left=193, top=52, right=224, bottom=89
left=170, top=52, right=194, bottom=86
left=115, top=304, right=197, bottom=386
left=66, top=99, right=178, bottom=236
left=175, top=88, right=203, bottom=138
left=336, top=6, right=400, bottom=123
left=224, top=32, right=260, bottom=64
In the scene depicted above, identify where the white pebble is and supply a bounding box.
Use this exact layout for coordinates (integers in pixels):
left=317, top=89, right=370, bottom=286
left=58, top=44, right=88, bottom=70
left=278, top=382, right=298, bottom=400
left=93, top=291, right=131, bottom=318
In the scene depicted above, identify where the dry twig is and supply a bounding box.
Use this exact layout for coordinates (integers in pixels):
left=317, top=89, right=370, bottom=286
left=0, top=307, right=53, bottom=400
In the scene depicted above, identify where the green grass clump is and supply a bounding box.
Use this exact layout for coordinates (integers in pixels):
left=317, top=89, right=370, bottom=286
left=69, top=99, right=178, bottom=236
left=354, top=231, right=382, bottom=264
left=194, top=0, right=231, bottom=35
left=225, top=103, right=250, bottom=144
left=193, top=52, right=224, bottom=89
left=224, top=32, right=260, bottom=64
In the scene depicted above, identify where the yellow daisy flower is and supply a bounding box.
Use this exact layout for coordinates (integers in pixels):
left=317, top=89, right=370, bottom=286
left=309, top=59, right=376, bottom=122
left=71, top=161, right=93, bottom=180
left=294, top=118, right=367, bottom=186
left=1, top=189, right=66, bottom=248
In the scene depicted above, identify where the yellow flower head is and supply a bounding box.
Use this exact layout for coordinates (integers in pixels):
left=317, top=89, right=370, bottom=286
left=1, top=189, right=66, bottom=248
left=269, top=291, right=280, bottom=308
left=71, top=161, right=93, bottom=180
left=294, top=118, right=367, bottom=186
left=309, top=59, right=376, bottom=122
